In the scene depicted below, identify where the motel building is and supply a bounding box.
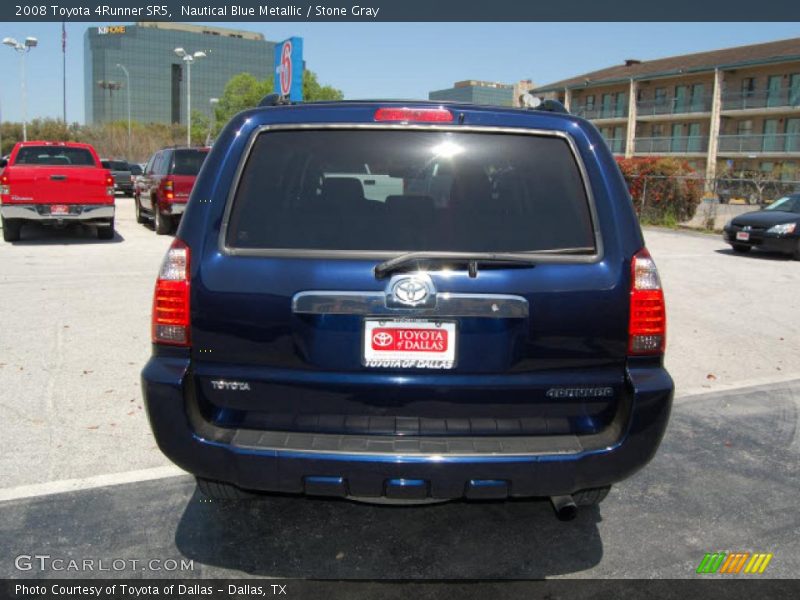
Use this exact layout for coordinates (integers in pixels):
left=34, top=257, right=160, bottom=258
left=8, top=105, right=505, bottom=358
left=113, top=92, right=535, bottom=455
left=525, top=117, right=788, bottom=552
left=533, top=38, right=800, bottom=183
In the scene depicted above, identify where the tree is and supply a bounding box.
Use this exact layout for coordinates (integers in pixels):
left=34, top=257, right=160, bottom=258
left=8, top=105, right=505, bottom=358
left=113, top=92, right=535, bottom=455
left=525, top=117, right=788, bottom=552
left=303, top=70, right=344, bottom=101
left=190, top=110, right=209, bottom=147
left=212, top=69, right=345, bottom=137
left=214, top=73, right=274, bottom=134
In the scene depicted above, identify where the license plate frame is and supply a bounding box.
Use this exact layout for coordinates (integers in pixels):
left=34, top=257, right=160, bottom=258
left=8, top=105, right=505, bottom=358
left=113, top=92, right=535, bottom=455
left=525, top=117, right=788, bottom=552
left=736, top=231, right=750, bottom=241
left=50, top=205, right=70, bottom=216
left=362, top=318, right=457, bottom=369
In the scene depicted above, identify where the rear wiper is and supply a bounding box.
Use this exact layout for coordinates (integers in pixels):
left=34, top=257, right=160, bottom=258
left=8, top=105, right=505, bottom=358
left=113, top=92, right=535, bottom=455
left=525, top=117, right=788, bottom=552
left=374, top=248, right=593, bottom=279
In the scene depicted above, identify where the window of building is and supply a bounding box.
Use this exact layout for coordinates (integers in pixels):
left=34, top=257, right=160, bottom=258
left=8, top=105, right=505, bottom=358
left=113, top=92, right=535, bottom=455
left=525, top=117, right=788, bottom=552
left=601, top=93, right=613, bottom=117
left=737, top=120, right=753, bottom=136
left=585, top=95, right=595, bottom=110
left=651, top=124, right=664, bottom=137
left=741, top=78, right=756, bottom=96
left=673, top=85, right=689, bottom=112
left=791, top=74, right=800, bottom=106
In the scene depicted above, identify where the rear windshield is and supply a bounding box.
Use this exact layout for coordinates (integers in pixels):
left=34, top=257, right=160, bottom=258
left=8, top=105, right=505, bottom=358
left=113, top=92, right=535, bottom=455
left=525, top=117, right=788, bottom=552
left=15, top=146, right=96, bottom=167
left=128, top=163, right=143, bottom=175
left=172, top=150, right=208, bottom=176
left=226, top=129, right=595, bottom=253
left=106, top=160, right=130, bottom=171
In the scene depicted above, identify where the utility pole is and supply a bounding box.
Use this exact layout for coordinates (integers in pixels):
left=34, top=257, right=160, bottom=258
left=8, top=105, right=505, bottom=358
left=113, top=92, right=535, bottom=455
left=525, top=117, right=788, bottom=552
left=62, top=22, right=67, bottom=125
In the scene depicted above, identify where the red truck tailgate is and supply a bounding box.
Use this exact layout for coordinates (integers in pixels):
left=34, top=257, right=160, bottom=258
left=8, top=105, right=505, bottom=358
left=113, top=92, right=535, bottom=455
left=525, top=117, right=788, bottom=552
left=1, top=142, right=112, bottom=206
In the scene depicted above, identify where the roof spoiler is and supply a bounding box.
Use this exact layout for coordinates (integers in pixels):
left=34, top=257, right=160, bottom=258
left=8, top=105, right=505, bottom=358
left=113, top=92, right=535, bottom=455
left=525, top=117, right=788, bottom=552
left=520, top=93, right=569, bottom=114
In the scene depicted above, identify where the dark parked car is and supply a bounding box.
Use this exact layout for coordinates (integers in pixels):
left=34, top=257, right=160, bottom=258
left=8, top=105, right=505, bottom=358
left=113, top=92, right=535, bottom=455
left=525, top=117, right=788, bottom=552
left=100, top=159, right=134, bottom=196
left=135, top=147, right=209, bottom=235
left=141, top=100, right=673, bottom=518
left=723, top=194, right=800, bottom=259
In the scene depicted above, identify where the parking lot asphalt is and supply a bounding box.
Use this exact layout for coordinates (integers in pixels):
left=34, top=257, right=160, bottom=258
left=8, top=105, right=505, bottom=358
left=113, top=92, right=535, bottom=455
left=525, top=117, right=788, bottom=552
left=1, top=378, right=798, bottom=579
left=0, top=199, right=799, bottom=579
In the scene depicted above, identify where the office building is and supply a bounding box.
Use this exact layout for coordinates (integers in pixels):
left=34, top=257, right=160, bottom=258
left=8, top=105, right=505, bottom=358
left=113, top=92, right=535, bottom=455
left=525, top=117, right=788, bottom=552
left=429, top=79, right=535, bottom=107
left=84, top=22, right=276, bottom=125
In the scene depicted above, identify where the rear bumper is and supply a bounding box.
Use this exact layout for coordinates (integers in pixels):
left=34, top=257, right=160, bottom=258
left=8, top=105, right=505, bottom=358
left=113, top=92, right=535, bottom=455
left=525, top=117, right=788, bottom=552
left=1, top=204, right=115, bottom=222
left=142, top=358, right=673, bottom=500
left=163, top=202, right=186, bottom=216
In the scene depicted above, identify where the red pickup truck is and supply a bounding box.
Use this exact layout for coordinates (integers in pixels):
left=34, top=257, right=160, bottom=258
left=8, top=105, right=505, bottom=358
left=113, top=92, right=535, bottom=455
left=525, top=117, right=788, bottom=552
left=0, top=141, right=115, bottom=242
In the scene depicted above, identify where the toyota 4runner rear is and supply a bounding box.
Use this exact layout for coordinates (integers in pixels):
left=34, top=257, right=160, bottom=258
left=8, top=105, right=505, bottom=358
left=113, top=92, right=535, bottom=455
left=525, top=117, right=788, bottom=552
left=142, top=100, right=673, bottom=517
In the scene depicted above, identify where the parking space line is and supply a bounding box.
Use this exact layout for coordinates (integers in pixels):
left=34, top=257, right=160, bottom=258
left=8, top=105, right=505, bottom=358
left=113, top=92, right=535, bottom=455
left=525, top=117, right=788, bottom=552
left=0, top=465, right=188, bottom=503
left=676, top=373, right=800, bottom=399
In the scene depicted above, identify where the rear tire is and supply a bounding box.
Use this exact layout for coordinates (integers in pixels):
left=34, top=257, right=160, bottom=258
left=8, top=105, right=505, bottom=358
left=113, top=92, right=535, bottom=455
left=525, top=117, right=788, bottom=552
left=732, top=244, right=751, bottom=253
left=196, top=477, right=259, bottom=501
left=134, top=196, right=145, bottom=224
left=97, top=219, right=115, bottom=240
left=572, top=486, right=611, bottom=506
left=155, top=208, right=171, bottom=235
left=2, top=217, right=21, bottom=242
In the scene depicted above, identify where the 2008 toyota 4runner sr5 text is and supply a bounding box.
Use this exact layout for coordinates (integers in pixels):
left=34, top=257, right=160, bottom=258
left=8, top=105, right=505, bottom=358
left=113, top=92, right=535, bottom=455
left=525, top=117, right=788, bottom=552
left=142, top=99, right=673, bottom=519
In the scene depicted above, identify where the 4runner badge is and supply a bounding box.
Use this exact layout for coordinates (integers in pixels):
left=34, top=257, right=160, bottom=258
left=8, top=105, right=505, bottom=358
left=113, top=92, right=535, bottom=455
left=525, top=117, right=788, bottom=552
left=211, top=380, right=251, bottom=391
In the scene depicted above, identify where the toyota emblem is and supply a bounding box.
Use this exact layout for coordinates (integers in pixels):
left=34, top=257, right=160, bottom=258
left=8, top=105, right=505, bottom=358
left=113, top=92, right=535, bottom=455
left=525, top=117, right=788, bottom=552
left=392, top=277, right=429, bottom=306
left=372, top=331, right=393, bottom=347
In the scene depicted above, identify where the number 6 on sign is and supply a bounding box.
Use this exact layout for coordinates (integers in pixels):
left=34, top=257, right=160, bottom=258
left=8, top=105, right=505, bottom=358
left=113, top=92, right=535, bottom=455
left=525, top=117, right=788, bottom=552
left=274, top=37, right=304, bottom=102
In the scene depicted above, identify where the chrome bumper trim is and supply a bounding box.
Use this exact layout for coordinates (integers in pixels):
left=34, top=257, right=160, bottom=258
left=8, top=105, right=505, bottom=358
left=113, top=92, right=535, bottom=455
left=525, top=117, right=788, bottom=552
left=167, top=202, right=187, bottom=215
left=292, top=291, right=529, bottom=319
left=1, top=204, right=115, bottom=221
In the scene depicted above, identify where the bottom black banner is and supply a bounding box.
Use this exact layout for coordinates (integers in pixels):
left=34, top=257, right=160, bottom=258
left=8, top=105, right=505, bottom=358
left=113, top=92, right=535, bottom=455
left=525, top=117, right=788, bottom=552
left=2, top=580, right=799, bottom=600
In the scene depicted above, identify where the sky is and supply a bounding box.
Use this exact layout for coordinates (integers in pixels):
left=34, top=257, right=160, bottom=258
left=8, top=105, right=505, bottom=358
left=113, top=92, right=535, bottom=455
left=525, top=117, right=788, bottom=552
left=0, top=21, right=798, bottom=124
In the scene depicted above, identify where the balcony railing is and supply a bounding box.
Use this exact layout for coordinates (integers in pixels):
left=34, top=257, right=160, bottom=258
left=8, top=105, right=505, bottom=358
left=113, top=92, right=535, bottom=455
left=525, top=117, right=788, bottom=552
left=718, top=133, right=800, bottom=153
left=601, top=137, right=626, bottom=153
left=572, top=104, right=628, bottom=120
left=722, top=88, right=800, bottom=111
left=634, top=136, right=708, bottom=154
left=636, top=95, right=713, bottom=117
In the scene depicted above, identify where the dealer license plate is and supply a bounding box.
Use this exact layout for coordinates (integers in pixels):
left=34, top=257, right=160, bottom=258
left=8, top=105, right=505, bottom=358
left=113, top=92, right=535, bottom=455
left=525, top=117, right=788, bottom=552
left=363, top=319, right=456, bottom=369
left=736, top=231, right=750, bottom=241
left=50, top=205, right=69, bottom=215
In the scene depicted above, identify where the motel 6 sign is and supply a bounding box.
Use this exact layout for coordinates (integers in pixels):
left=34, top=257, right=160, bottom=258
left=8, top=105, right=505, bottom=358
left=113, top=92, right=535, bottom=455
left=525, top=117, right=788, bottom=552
left=274, top=37, right=304, bottom=102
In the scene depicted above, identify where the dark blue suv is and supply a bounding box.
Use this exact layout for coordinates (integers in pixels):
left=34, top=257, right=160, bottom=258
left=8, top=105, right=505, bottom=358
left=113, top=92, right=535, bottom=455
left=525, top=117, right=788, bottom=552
left=142, top=100, right=673, bottom=517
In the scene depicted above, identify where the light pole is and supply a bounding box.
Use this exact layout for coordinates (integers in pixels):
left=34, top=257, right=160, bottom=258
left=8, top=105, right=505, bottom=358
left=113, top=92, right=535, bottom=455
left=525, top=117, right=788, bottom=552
left=3, top=36, right=38, bottom=142
left=116, top=64, right=131, bottom=159
left=174, top=47, right=206, bottom=146
left=206, top=97, right=219, bottom=146
left=97, top=80, right=122, bottom=123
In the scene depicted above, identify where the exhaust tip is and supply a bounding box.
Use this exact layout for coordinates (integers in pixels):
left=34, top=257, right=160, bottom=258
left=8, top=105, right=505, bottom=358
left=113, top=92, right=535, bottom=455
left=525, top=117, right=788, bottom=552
left=550, top=495, right=578, bottom=521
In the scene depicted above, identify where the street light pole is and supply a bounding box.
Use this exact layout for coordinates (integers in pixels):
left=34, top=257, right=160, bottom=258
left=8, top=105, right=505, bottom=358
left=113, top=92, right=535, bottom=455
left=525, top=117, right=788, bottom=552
left=174, top=48, right=206, bottom=146
left=207, top=97, right=219, bottom=146
left=97, top=80, right=122, bottom=124
left=116, top=64, right=131, bottom=159
left=3, top=36, right=38, bottom=142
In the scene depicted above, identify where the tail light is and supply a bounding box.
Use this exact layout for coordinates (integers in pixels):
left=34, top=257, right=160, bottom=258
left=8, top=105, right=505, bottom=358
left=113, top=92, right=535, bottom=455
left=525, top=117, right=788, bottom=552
left=0, top=174, right=9, bottom=196
left=105, top=173, right=114, bottom=196
left=374, top=107, right=453, bottom=123
left=628, top=248, right=666, bottom=355
left=152, top=238, right=190, bottom=346
left=163, top=178, right=175, bottom=201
